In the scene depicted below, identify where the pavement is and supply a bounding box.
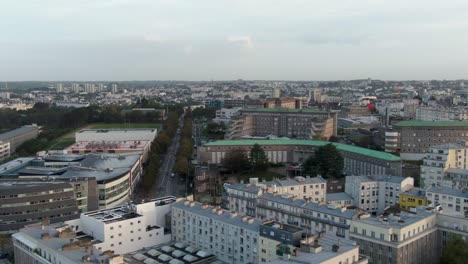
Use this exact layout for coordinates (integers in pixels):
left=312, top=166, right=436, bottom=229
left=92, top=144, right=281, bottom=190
left=155, top=113, right=188, bottom=198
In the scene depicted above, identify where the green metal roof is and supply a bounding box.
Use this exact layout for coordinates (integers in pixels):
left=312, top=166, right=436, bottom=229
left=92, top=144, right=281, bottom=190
left=240, top=108, right=331, bottom=114
left=394, top=120, right=468, bottom=127
left=204, top=139, right=400, bottom=161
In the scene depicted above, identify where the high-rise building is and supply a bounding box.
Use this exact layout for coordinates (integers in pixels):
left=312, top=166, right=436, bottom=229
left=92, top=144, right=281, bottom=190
left=55, top=83, right=64, bottom=93
left=111, top=83, right=118, bottom=94
left=273, top=87, right=281, bottom=98
left=84, top=83, right=96, bottom=93
left=420, top=143, right=468, bottom=188
left=71, top=83, right=80, bottom=93
left=97, top=83, right=104, bottom=92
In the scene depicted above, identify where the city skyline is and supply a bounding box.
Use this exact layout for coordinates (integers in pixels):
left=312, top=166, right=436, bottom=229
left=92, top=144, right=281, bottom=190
left=1, top=0, right=468, bottom=81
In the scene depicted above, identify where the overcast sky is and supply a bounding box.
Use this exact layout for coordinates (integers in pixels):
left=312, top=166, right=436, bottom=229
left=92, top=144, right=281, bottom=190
left=1, top=0, right=468, bottom=81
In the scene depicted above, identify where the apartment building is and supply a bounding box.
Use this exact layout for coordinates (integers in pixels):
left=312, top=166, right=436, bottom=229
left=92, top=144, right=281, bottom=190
left=12, top=196, right=175, bottom=264
left=0, top=140, right=10, bottom=160
left=415, top=106, right=468, bottom=121
left=255, top=193, right=359, bottom=239
left=213, top=107, right=242, bottom=124
left=0, top=124, right=40, bottom=152
left=420, top=143, right=468, bottom=188
left=226, top=108, right=338, bottom=140
left=345, top=175, right=414, bottom=215
left=391, top=120, right=468, bottom=160
left=426, top=186, right=468, bottom=217
left=224, top=176, right=327, bottom=217
left=66, top=196, right=175, bottom=254
left=13, top=220, right=124, bottom=264
left=350, top=208, right=439, bottom=264
left=199, top=139, right=402, bottom=176
left=326, top=192, right=354, bottom=208
left=435, top=213, right=468, bottom=257
left=0, top=181, right=82, bottom=233
left=259, top=223, right=367, bottom=264
left=399, top=188, right=427, bottom=210
left=171, top=200, right=260, bottom=264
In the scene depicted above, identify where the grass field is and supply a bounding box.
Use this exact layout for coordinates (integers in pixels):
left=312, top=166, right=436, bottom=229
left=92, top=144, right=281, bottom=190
left=87, top=123, right=161, bottom=129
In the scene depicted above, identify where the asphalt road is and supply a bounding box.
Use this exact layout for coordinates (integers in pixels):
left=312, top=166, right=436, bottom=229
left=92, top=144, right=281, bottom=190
left=155, top=113, right=187, bottom=198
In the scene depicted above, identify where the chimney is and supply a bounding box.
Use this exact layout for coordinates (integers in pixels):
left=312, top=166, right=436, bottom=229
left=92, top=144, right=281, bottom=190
left=332, top=244, right=340, bottom=252
left=231, top=212, right=238, bottom=218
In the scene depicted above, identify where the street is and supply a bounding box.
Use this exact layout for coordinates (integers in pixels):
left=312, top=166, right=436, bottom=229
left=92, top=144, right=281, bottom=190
left=155, top=113, right=187, bottom=198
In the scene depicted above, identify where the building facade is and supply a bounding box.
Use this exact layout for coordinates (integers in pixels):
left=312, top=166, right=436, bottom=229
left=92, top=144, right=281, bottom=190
left=0, top=140, right=10, bottom=160
left=345, top=175, right=414, bottom=215
left=392, top=120, right=468, bottom=160
left=171, top=200, right=260, bottom=264
left=426, top=186, right=468, bottom=217
left=199, top=139, right=402, bottom=176
left=0, top=125, right=40, bottom=152
left=226, top=108, right=338, bottom=140
left=420, top=143, right=468, bottom=188
left=350, top=209, right=439, bottom=264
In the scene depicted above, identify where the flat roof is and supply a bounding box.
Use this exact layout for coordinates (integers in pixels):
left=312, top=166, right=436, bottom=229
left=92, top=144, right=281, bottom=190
left=0, top=125, right=38, bottom=141
left=357, top=208, right=434, bottom=228
left=84, top=204, right=142, bottom=224
left=65, top=140, right=150, bottom=151
left=204, top=139, right=401, bottom=161
left=427, top=186, right=468, bottom=198
left=394, top=120, right=468, bottom=127
left=326, top=192, right=354, bottom=201
left=240, top=108, right=333, bottom=114
left=173, top=200, right=261, bottom=232
left=78, top=128, right=157, bottom=133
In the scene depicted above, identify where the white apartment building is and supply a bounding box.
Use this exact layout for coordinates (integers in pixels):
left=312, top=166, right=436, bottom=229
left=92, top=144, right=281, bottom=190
left=350, top=208, right=439, bottom=264
left=255, top=193, right=358, bottom=239
left=426, top=186, right=468, bottom=217
left=13, top=221, right=124, bottom=264
left=416, top=106, right=468, bottom=121
left=224, top=176, right=327, bottom=217
left=436, top=213, right=468, bottom=255
left=213, top=107, right=242, bottom=124
left=0, top=140, right=10, bottom=160
left=66, top=196, right=175, bottom=254
left=345, top=175, right=414, bottom=215
left=420, top=143, right=468, bottom=188
left=172, top=200, right=260, bottom=264
left=75, top=128, right=158, bottom=142
left=12, top=197, right=176, bottom=264
left=326, top=192, right=354, bottom=208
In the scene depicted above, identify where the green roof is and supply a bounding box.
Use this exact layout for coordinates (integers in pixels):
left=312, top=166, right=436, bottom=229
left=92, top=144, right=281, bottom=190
left=394, top=120, right=468, bottom=127
left=240, top=108, right=332, bottom=114
left=204, top=139, right=400, bottom=161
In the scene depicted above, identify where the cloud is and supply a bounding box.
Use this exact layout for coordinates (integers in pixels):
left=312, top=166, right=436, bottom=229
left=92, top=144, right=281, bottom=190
left=143, top=34, right=162, bottom=43
left=183, top=45, right=193, bottom=54
left=226, top=35, right=253, bottom=48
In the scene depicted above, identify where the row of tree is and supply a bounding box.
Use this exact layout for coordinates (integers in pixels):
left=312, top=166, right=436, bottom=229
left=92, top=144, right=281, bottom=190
left=141, top=111, right=181, bottom=192
left=173, top=109, right=193, bottom=178
left=221, top=144, right=270, bottom=174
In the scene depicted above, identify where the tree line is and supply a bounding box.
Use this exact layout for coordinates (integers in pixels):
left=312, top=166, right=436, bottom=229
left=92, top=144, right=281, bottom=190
left=141, top=111, right=182, bottom=193
left=173, top=109, right=193, bottom=178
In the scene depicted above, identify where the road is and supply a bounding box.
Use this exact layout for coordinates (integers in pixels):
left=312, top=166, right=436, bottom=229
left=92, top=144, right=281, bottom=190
left=155, top=113, right=187, bottom=198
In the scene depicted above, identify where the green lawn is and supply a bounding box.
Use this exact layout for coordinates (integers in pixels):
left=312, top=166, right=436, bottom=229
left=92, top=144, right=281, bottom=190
left=47, top=139, right=75, bottom=150
left=87, top=123, right=161, bottom=129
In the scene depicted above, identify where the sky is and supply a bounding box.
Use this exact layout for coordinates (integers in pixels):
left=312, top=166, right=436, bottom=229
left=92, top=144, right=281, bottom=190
left=1, top=0, right=468, bottom=81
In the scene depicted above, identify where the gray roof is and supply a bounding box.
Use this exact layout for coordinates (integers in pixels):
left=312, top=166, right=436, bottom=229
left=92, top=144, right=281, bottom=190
left=267, top=176, right=326, bottom=187
left=61, top=166, right=130, bottom=182
left=226, top=183, right=262, bottom=194
left=357, top=208, right=435, bottom=228
left=427, top=186, right=468, bottom=198
left=0, top=125, right=38, bottom=141
left=271, top=233, right=358, bottom=264
left=446, top=168, right=468, bottom=175
left=430, top=143, right=467, bottom=150
left=401, top=187, right=426, bottom=198
left=173, top=201, right=261, bottom=232
left=0, top=157, right=35, bottom=175
left=326, top=192, right=353, bottom=201
left=347, top=175, right=406, bottom=184
left=259, top=193, right=358, bottom=219
left=79, top=152, right=141, bottom=170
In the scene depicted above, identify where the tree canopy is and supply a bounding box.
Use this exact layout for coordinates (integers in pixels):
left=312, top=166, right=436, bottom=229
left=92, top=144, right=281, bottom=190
left=249, top=144, right=269, bottom=172
left=440, top=234, right=468, bottom=264
left=302, top=143, right=344, bottom=179
left=221, top=149, right=250, bottom=173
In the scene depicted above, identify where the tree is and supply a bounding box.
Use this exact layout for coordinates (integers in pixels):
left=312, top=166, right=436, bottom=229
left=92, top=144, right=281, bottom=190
left=440, top=234, right=468, bottom=264
left=221, top=150, right=250, bottom=173
left=302, top=143, right=344, bottom=179
left=249, top=144, right=269, bottom=172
